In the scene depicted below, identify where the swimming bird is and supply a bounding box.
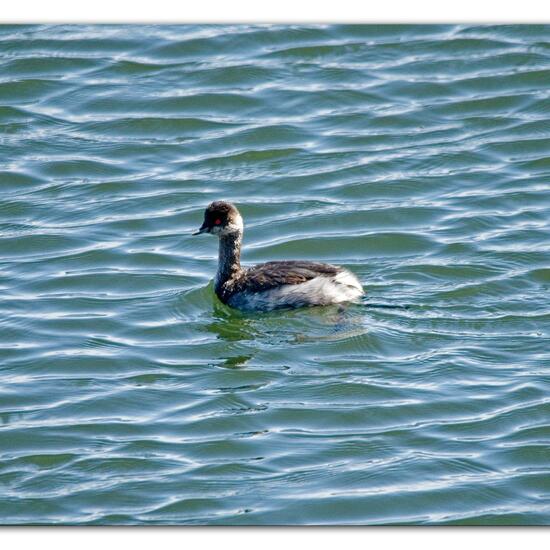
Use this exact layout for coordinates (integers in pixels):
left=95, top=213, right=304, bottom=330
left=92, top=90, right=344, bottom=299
left=193, top=201, right=364, bottom=312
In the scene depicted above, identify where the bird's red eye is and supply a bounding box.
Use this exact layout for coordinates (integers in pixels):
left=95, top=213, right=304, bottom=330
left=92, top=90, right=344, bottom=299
left=214, top=218, right=222, bottom=225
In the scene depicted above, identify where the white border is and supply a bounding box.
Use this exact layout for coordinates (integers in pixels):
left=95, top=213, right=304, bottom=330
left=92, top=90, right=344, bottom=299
left=1, top=527, right=546, bottom=550
left=1, top=1, right=548, bottom=546
left=1, top=0, right=550, bottom=23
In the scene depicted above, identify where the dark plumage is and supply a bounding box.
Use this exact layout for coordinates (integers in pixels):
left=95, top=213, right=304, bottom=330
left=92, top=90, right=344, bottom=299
left=193, top=201, right=363, bottom=311
left=217, top=261, right=343, bottom=304
left=236, top=261, right=341, bottom=292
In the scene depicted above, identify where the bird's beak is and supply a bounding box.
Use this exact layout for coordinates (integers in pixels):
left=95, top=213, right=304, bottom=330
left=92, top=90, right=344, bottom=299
left=193, top=223, right=208, bottom=236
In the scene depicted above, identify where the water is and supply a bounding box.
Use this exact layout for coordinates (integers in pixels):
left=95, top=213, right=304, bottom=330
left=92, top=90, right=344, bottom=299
left=1, top=24, right=550, bottom=525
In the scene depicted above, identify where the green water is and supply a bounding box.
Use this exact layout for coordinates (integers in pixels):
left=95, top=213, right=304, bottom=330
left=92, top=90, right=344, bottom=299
left=1, top=24, right=550, bottom=525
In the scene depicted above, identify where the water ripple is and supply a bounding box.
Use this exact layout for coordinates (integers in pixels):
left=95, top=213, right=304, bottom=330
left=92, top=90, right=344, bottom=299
left=1, top=24, right=550, bottom=525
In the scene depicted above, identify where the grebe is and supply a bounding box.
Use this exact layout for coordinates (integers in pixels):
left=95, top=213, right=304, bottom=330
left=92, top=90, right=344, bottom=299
left=193, top=201, right=364, bottom=312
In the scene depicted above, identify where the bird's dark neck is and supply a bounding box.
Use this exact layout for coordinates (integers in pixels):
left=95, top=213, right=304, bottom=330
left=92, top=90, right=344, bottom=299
left=215, top=230, right=243, bottom=294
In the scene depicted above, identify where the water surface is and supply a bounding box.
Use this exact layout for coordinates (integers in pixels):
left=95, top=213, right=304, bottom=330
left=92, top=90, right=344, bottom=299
left=1, top=24, right=550, bottom=525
